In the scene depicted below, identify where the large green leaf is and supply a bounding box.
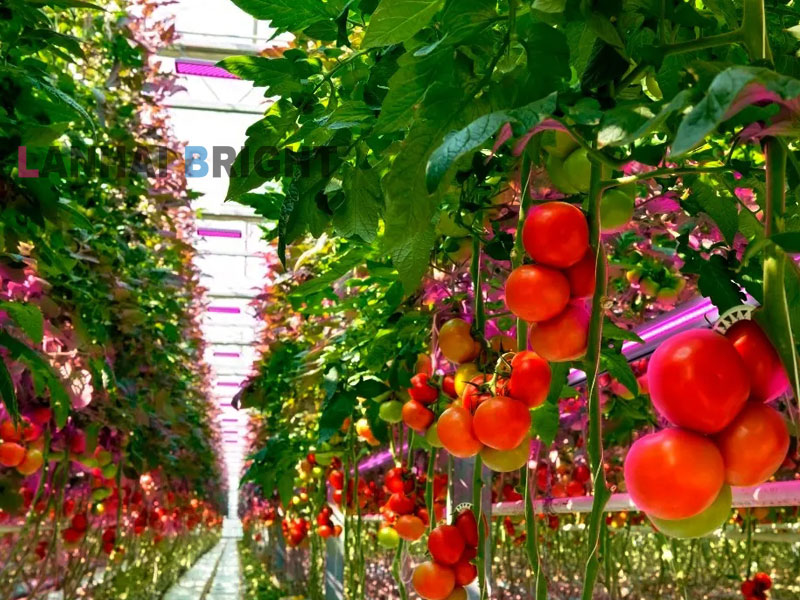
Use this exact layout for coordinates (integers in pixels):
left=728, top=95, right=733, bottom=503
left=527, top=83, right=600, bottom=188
left=374, top=50, right=444, bottom=134
left=227, top=0, right=338, bottom=32
left=425, top=93, right=557, bottom=192
left=671, top=67, right=800, bottom=157
left=1, top=302, right=44, bottom=344
left=333, top=166, right=383, bottom=242
left=362, top=0, right=444, bottom=48
left=217, top=56, right=314, bottom=95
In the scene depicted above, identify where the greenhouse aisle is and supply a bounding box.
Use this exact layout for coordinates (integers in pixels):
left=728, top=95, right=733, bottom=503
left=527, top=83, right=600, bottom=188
left=163, top=518, right=243, bottom=600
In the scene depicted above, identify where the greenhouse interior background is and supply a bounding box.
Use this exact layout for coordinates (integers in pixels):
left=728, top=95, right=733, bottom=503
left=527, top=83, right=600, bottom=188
left=2, top=0, right=800, bottom=599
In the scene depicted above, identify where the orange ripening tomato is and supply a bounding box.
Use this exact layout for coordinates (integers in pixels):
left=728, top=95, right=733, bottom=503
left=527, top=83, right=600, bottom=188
left=647, top=329, right=750, bottom=434
left=564, top=249, right=597, bottom=298
left=507, top=351, right=551, bottom=409
left=522, top=202, right=589, bottom=268
left=624, top=428, right=724, bottom=520
left=412, top=561, right=456, bottom=600
left=472, top=396, right=531, bottom=451
left=725, top=320, right=790, bottom=403
left=402, top=400, right=435, bottom=433
left=439, top=319, right=480, bottom=364
left=528, top=302, right=589, bottom=362
left=437, top=405, right=483, bottom=458
left=504, top=264, right=570, bottom=322
left=395, top=515, right=426, bottom=541
left=713, top=402, right=789, bottom=486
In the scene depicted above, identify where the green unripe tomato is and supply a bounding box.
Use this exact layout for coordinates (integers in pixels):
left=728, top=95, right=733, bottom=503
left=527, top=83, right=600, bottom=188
left=542, top=129, right=580, bottom=159
left=444, top=237, right=472, bottom=264
left=315, top=452, right=334, bottom=466
left=424, top=423, right=443, bottom=448
left=437, top=212, right=472, bottom=238
left=91, top=487, right=113, bottom=502
left=311, top=466, right=324, bottom=478
left=650, top=485, right=731, bottom=539
left=545, top=154, right=579, bottom=195
left=96, top=449, right=113, bottom=467
left=600, top=188, right=635, bottom=232
left=379, top=400, right=404, bottom=424
left=563, top=148, right=591, bottom=193
left=377, top=526, right=400, bottom=549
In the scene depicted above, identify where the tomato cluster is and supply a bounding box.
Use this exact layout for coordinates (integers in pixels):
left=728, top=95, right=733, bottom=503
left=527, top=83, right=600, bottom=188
left=625, top=322, right=790, bottom=537
left=376, top=466, right=447, bottom=545
left=0, top=413, right=48, bottom=475
left=412, top=508, right=480, bottom=600
left=741, top=572, right=772, bottom=600
left=315, top=506, right=342, bottom=539
left=282, top=516, right=310, bottom=547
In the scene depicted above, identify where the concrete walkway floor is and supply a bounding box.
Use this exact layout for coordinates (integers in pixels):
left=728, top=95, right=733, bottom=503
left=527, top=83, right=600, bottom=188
left=163, top=519, right=242, bottom=600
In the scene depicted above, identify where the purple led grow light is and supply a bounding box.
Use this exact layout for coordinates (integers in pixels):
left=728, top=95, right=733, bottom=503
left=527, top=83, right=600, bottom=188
left=175, top=60, right=239, bottom=80
left=213, top=351, right=241, bottom=358
left=208, top=306, right=241, bottom=314
left=197, top=228, right=242, bottom=239
left=217, top=381, right=242, bottom=387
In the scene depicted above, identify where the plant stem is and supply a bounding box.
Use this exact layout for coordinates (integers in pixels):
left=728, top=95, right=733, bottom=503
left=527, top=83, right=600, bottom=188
left=391, top=540, right=408, bottom=600
left=660, top=29, right=743, bottom=55
left=522, top=467, right=547, bottom=599
left=472, top=455, right=488, bottom=600
left=599, top=166, right=729, bottom=190
left=580, top=156, right=612, bottom=600
left=741, top=0, right=773, bottom=63
left=425, top=448, right=437, bottom=532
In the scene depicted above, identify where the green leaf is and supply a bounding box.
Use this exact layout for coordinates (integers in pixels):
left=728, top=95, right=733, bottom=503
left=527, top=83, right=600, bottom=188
left=277, top=472, right=295, bottom=507
left=217, top=56, right=314, bottom=95
left=670, top=67, right=800, bottom=157
left=0, top=359, right=18, bottom=421
left=227, top=0, right=336, bottom=32
left=602, top=322, right=644, bottom=344
left=374, top=51, right=443, bottom=134
left=771, top=232, right=800, bottom=253
left=289, top=249, right=367, bottom=299
left=27, top=0, right=103, bottom=8
left=600, top=350, right=638, bottom=397
left=600, top=90, right=691, bottom=147
left=691, top=179, right=739, bottom=244
left=362, top=0, right=444, bottom=48
left=21, top=122, right=70, bottom=146
left=23, top=74, right=94, bottom=129
left=333, top=167, right=383, bottom=242
left=531, top=401, right=559, bottom=447
left=425, top=93, right=557, bottom=192
left=319, top=393, right=356, bottom=441
left=1, top=302, right=44, bottom=344
left=532, top=0, right=566, bottom=13
left=697, top=254, right=746, bottom=313
left=439, top=0, right=497, bottom=44
left=235, top=192, right=285, bottom=221
left=587, top=14, right=624, bottom=50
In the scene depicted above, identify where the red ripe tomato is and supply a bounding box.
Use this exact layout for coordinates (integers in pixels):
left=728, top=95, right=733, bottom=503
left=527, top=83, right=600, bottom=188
left=441, top=375, right=458, bottom=398
left=385, top=467, right=414, bottom=494
left=0, top=442, right=26, bottom=467
left=0, top=420, right=22, bottom=443
left=566, top=480, right=585, bottom=496
left=565, top=249, right=597, bottom=298
left=713, top=402, right=789, bottom=486
left=504, top=265, right=570, bottom=322
left=508, top=351, right=551, bottom=409
left=473, top=396, right=531, bottom=451
left=725, top=320, right=790, bottom=403
left=412, top=561, right=456, bottom=600
left=573, top=464, right=591, bottom=484
left=402, top=399, right=435, bottom=433
left=624, top=428, right=724, bottom=520
left=454, top=509, right=479, bottom=547
left=317, top=525, right=333, bottom=538
left=528, top=302, right=589, bottom=362
left=409, top=373, right=439, bottom=404
left=647, top=329, right=750, bottom=434
left=328, top=470, right=344, bottom=491
left=461, top=374, right=494, bottom=412
left=437, top=405, right=483, bottom=458
left=453, top=559, right=478, bottom=586
left=387, top=493, right=416, bottom=515
left=395, top=515, right=426, bottom=541
left=522, top=202, right=589, bottom=268
left=428, top=525, right=465, bottom=565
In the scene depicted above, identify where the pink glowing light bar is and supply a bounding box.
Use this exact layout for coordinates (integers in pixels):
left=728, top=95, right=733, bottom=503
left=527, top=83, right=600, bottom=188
left=208, top=306, right=241, bottom=314
left=217, top=381, right=242, bottom=387
left=197, top=228, right=242, bottom=239
left=213, top=351, right=241, bottom=358
left=175, top=60, right=239, bottom=80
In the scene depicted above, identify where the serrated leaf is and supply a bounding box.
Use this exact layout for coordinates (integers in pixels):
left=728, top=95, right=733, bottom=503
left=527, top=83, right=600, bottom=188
left=1, top=302, right=44, bottom=344
left=363, top=0, right=444, bottom=48
left=697, top=254, right=746, bottom=313
left=691, top=180, right=739, bottom=243
left=277, top=472, right=295, bottom=507
left=227, top=0, right=336, bottom=32
left=333, top=167, right=383, bottom=242
left=319, top=392, right=356, bottom=442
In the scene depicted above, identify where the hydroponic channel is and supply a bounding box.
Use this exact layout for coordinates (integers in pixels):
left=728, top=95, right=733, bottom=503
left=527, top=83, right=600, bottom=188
left=2, top=1, right=800, bottom=599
